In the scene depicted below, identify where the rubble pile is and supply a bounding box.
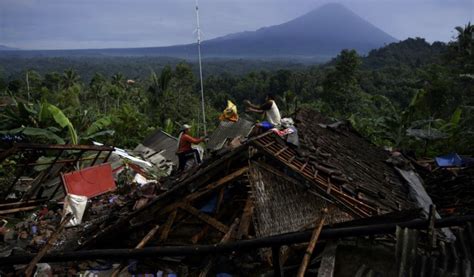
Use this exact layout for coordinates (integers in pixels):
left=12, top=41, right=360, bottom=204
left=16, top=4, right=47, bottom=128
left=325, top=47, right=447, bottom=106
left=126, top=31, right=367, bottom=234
left=0, top=108, right=473, bottom=276
left=424, top=166, right=474, bottom=216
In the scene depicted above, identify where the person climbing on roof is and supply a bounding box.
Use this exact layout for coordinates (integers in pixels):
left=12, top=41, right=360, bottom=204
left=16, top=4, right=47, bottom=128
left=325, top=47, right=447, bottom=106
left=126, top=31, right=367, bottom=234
left=244, top=93, right=281, bottom=132
left=176, top=124, right=205, bottom=172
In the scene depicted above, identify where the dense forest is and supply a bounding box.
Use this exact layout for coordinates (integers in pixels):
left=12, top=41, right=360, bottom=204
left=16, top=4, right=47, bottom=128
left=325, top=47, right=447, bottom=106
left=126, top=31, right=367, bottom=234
left=1, top=24, right=473, bottom=159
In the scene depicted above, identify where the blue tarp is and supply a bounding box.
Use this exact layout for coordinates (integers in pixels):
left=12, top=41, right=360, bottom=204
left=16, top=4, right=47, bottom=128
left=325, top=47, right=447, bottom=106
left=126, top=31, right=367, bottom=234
left=200, top=194, right=218, bottom=213
left=435, top=153, right=464, bottom=167
left=199, top=189, right=231, bottom=213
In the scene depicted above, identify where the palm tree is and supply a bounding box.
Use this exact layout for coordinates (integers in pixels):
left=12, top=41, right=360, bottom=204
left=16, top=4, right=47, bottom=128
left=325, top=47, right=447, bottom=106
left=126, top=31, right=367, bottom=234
left=61, top=69, right=80, bottom=90
left=90, top=73, right=106, bottom=92
left=111, top=73, right=125, bottom=89
left=89, top=73, right=107, bottom=111
left=455, top=22, right=473, bottom=55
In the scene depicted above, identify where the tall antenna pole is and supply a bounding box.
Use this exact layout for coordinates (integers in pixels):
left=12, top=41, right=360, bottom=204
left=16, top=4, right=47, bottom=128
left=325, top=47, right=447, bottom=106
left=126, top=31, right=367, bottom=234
left=195, top=0, right=207, bottom=137
left=26, top=71, right=30, bottom=102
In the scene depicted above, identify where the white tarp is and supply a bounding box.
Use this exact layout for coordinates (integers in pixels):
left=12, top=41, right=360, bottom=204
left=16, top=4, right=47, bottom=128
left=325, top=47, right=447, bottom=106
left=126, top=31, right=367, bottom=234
left=62, top=194, right=88, bottom=227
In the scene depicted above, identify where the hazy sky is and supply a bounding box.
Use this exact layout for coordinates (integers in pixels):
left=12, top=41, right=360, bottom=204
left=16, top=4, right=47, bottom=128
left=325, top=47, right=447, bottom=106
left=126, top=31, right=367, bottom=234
left=0, top=0, right=472, bottom=50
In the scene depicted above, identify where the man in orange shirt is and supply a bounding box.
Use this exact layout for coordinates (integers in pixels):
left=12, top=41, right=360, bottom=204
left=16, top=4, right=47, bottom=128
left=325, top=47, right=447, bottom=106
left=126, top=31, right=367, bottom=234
left=176, top=124, right=205, bottom=171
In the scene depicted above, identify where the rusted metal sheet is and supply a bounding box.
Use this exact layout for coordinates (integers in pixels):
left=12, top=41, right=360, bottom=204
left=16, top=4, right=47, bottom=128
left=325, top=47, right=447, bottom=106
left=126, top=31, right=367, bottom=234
left=62, top=163, right=116, bottom=198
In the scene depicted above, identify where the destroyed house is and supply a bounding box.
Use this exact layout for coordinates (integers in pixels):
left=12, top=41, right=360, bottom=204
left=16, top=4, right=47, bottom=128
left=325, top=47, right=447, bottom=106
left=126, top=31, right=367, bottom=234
left=71, top=109, right=427, bottom=273
left=4, top=109, right=473, bottom=276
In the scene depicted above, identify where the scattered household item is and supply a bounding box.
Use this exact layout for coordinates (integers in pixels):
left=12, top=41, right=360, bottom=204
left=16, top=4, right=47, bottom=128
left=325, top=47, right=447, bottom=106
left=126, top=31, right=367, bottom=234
left=62, top=194, right=88, bottom=227
left=435, top=153, right=466, bottom=167
left=61, top=163, right=116, bottom=198
left=219, top=100, right=239, bottom=122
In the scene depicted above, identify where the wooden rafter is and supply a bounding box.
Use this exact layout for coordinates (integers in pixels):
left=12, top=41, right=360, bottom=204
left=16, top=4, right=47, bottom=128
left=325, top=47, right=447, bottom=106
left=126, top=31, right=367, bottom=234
left=236, top=197, right=254, bottom=240
left=199, top=218, right=240, bottom=277
left=180, top=203, right=230, bottom=234
left=160, top=209, right=178, bottom=242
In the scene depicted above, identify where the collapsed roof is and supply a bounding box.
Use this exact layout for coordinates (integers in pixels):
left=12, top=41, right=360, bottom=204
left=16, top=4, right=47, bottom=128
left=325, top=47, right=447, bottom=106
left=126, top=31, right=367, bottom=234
left=80, top=109, right=421, bottom=251
left=134, top=129, right=179, bottom=165
left=2, top=108, right=467, bottom=275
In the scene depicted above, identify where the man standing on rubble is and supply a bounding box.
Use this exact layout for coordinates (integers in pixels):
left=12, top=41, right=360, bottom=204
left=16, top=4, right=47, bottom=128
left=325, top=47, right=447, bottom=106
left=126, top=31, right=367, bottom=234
left=176, top=124, right=205, bottom=171
left=244, top=93, right=281, bottom=131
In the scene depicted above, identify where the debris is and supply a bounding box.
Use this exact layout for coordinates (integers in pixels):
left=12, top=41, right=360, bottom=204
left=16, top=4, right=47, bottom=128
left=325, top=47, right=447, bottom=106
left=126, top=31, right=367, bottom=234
left=24, top=213, right=73, bottom=277
left=61, top=163, right=116, bottom=198
left=111, top=224, right=160, bottom=277
left=62, top=194, right=88, bottom=227
left=1, top=108, right=473, bottom=275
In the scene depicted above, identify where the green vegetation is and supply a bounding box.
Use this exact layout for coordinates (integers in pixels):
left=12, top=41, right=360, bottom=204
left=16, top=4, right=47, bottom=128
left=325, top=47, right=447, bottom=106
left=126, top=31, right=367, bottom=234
left=1, top=25, right=473, bottom=157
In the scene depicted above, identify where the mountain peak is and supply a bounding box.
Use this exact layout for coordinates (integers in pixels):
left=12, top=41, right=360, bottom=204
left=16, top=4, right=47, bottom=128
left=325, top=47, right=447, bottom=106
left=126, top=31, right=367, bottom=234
left=0, top=4, right=396, bottom=59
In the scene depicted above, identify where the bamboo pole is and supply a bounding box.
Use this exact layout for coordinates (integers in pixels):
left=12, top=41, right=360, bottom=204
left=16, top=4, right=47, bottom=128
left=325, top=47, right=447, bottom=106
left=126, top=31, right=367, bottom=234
left=296, top=208, right=328, bottom=277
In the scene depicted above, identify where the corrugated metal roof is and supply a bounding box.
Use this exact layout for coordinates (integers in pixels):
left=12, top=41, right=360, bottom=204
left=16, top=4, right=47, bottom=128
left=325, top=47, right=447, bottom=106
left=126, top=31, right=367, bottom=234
left=207, top=118, right=254, bottom=151
left=134, top=130, right=178, bottom=164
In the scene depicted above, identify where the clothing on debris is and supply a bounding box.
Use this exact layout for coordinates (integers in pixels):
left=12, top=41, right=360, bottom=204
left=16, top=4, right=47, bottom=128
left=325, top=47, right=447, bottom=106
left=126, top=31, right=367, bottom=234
left=219, top=100, right=239, bottom=122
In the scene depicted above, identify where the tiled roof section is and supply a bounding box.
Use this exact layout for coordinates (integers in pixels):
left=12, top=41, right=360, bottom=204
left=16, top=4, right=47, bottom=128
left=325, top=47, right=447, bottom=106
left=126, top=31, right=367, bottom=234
left=207, top=118, right=254, bottom=151
left=252, top=134, right=378, bottom=217
left=295, top=109, right=416, bottom=213
left=134, top=130, right=178, bottom=164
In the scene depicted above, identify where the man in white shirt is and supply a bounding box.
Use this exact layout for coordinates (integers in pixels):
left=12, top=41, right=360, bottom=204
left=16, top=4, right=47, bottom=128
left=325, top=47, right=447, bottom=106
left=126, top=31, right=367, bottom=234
left=244, top=94, right=282, bottom=131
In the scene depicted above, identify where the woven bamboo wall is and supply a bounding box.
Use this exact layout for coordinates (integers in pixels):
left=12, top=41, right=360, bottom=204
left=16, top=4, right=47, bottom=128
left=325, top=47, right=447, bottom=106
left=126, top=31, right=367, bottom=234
left=248, top=162, right=352, bottom=238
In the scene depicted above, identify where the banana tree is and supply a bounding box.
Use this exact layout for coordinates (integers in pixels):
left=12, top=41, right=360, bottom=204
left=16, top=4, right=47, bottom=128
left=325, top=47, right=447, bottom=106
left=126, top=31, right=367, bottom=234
left=1, top=99, right=114, bottom=145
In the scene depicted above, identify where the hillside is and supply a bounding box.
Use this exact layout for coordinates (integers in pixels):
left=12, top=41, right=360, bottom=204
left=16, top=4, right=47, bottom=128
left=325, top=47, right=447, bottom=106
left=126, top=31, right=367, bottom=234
left=0, top=3, right=396, bottom=59
left=363, top=38, right=447, bottom=69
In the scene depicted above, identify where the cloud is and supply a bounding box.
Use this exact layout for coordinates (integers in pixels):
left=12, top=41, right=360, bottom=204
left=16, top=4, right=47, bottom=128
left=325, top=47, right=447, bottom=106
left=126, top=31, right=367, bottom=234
left=0, top=0, right=472, bottom=49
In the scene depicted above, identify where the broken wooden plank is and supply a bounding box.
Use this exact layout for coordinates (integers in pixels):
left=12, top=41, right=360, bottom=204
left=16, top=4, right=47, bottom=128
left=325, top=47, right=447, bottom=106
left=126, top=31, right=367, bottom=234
left=111, top=224, right=160, bottom=277
left=215, top=188, right=225, bottom=214
left=317, top=241, right=338, bottom=277
left=186, top=166, right=249, bottom=202
left=236, top=197, right=254, bottom=240
left=180, top=203, right=230, bottom=234
left=160, top=209, right=178, bottom=241
left=199, top=218, right=240, bottom=277
left=136, top=224, right=161, bottom=248
left=296, top=208, right=328, bottom=277
left=191, top=225, right=210, bottom=244
left=153, top=167, right=249, bottom=220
